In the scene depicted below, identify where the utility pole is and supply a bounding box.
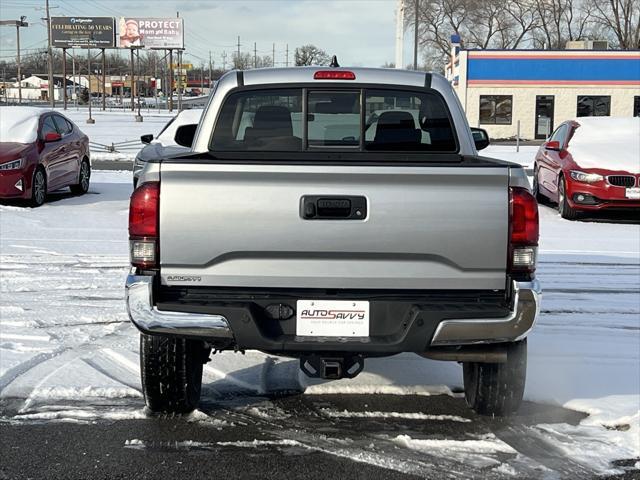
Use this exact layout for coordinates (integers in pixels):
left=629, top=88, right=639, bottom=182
left=272, top=43, right=275, bottom=67
left=413, top=0, right=419, bottom=70
left=16, top=18, right=27, bottom=103
left=45, top=0, right=54, bottom=106
left=222, top=51, right=227, bottom=71
left=253, top=42, right=257, bottom=69
left=208, top=50, right=212, bottom=87
left=285, top=44, right=289, bottom=67
left=0, top=18, right=29, bottom=104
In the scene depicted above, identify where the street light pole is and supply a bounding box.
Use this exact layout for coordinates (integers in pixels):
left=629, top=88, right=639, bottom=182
left=413, top=0, right=419, bottom=70
left=45, top=0, right=54, bottom=106
left=0, top=18, right=28, bottom=104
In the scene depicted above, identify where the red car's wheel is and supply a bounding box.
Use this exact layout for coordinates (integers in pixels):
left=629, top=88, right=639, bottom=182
left=558, top=175, right=580, bottom=220
left=70, top=159, right=90, bottom=195
left=532, top=165, right=545, bottom=203
left=30, top=168, right=47, bottom=207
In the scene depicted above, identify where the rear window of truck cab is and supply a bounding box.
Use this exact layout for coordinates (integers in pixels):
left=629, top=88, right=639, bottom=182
left=210, top=87, right=458, bottom=153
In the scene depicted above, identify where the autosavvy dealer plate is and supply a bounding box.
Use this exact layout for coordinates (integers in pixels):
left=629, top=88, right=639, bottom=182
left=296, top=300, right=369, bottom=337
left=625, top=187, right=640, bottom=199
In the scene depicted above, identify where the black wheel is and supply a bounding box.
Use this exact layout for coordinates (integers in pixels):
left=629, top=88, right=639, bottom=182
left=70, top=159, right=90, bottom=195
left=532, top=165, right=545, bottom=203
left=30, top=168, right=47, bottom=207
left=463, top=339, right=527, bottom=416
left=558, top=176, right=580, bottom=220
left=140, top=333, right=207, bottom=414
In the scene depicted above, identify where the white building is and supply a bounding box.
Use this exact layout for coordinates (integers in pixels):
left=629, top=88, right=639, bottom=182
left=446, top=37, right=640, bottom=140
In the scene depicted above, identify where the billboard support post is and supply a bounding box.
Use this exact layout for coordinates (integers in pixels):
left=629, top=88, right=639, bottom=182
left=130, top=48, right=135, bottom=112
left=135, top=49, right=143, bottom=122
left=62, top=48, right=67, bottom=110
left=168, top=49, right=173, bottom=112
left=86, top=48, right=95, bottom=124
left=102, top=49, right=106, bottom=111
left=177, top=49, right=182, bottom=111
left=72, top=50, right=76, bottom=107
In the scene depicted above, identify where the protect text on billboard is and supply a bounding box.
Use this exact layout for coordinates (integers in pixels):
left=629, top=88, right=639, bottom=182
left=119, top=18, right=184, bottom=49
left=50, top=17, right=116, bottom=48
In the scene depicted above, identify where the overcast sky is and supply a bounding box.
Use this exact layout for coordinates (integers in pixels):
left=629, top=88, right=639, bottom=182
left=1, top=0, right=413, bottom=69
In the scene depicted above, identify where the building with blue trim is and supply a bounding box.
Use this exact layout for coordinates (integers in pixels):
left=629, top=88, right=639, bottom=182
left=445, top=38, right=640, bottom=140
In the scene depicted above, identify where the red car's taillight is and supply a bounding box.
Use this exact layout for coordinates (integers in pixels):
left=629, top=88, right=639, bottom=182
left=509, top=187, right=539, bottom=274
left=129, top=182, right=159, bottom=268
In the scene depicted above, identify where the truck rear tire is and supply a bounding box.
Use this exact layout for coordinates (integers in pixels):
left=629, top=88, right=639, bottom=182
left=462, top=339, right=527, bottom=416
left=140, top=333, right=206, bottom=414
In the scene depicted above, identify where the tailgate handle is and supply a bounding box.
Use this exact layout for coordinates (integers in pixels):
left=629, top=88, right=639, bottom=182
left=301, top=196, right=367, bottom=220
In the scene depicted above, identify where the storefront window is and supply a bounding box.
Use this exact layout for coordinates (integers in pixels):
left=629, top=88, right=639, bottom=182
left=634, top=96, right=640, bottom=117
left=577, top=96, right=611, bottom=117
left=479, top=95, right=512, bottom=124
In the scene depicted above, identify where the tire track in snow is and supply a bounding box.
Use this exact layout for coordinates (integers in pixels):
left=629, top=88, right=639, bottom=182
left=494, top=425, right=598, bottom=478
left=0, top=348, right=70, bottom=394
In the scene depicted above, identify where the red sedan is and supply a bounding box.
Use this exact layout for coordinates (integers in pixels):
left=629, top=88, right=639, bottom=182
left=0, top=107, right=90, bottom=207
left=533, top=117, right=640, bottom=219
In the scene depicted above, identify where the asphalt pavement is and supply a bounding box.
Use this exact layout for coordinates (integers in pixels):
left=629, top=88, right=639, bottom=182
left=1, top=393, right=637, bottom=480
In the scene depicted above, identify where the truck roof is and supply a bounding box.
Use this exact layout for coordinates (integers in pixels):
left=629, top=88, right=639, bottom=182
left=236, top=66, right=446, bottom=89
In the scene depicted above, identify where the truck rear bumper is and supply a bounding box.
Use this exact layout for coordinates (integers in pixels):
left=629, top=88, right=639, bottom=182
left=125, top=274, right=540, bottom=352
left=126, top=274, right=234, bottom=342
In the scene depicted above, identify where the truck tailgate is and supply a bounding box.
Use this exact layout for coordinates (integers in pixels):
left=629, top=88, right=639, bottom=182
left=159, top=163, right=509, bottom=290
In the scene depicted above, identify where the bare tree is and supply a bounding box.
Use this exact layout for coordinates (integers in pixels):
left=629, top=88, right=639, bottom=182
left=532, top=0, right=593, bottom=48
left=294, top=44, right=330, bottom=66
left=232, top=52, right=252, bottom=70
left=501, top=0, right=539, bottom=48
left=589, top=0, right=640, bottom=48
left=466, top=0, right=513, bottom=49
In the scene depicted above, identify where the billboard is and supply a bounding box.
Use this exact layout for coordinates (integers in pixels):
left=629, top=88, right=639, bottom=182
left=119, top=18, right=184, bottom=49
left=50, top=17, right=116, bottom=48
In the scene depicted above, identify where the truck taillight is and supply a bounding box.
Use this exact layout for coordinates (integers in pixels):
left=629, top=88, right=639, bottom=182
left=509, top=187, right=539, bottom=274
left=129, top=182, right=159, bottom=268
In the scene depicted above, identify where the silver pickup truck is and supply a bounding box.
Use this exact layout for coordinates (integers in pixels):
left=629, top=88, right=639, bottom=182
left=126, top=66, right=540, bottom=417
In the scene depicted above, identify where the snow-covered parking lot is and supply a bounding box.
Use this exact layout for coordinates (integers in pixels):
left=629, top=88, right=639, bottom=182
left=0, top=119, right=639, bottom=478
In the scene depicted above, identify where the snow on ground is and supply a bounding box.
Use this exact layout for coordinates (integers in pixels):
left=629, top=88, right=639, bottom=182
left=62, top=108, right=173, bottom=162
left=0, top=112, right=639, bottom=475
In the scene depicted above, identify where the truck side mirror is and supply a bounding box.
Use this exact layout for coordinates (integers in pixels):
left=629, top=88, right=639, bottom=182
left=175, top=124, right=197, bottom=148
left=140, top=134, right=153, bottom=144
left=470, top=127, right=490, bottom=151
